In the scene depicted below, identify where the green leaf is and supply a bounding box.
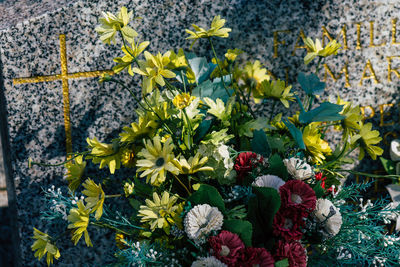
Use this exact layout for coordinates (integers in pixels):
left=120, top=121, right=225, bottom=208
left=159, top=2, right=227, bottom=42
left=299, top=102, right=345, bottom=124
left=192, top=80, right=214, bottom=99
left=268, top=154, right=288, bottom=179
left=313, top=181, right=325, bottom=198
left=266, top=135, right=286, bottom=153
left=187, top=56, right=216, bottom=84
left=194, top=119, right=213, bottom=143
left=188, top=184, right=226, bottom=213
left=282, top=118, right=305, bottom=150
left=275, top=258, right=289, bottom=267
left=239, top=117, right=272, bottom=138
left=251, top=129, right=270, bottom=156
left=297, top=72, right=325, bottom=96
left=129, top=199, right=141, bottom=210
left=247, top=187, right=281, bottom=246
left=380, top=157, right=396, bottom=175
left=223, top=219, right=253, bottom=247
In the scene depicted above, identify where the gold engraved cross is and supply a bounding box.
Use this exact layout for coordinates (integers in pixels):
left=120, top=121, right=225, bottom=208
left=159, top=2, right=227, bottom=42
left=13, top=34, right=113, bottom=156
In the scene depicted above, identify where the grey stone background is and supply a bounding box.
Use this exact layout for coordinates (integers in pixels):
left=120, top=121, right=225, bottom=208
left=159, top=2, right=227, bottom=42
left=0, top=0, right=399, bottom=266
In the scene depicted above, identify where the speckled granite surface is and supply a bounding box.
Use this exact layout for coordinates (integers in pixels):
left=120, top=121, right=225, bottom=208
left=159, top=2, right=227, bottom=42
left=0, top=0, right=78, bottom=30
left=0, top=0, right=399, bottom=265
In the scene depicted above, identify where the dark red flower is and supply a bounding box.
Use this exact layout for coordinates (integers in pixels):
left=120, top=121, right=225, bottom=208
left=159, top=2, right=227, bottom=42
left=274, top=240, right=307, bottom=267
left=273, top=210, right=303, bottom=241
left=209, top=230, right=245, bottom=266
left=279, top=180, right=316, bottom=217
left=238, top=247, right=275, bottom=267
left=234, top=152, right=263, bottom=182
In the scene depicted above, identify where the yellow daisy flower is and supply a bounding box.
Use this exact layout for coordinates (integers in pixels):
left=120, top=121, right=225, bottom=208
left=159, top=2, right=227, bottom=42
left=255, top=79, right=294, bottom=108
left=138, top=191, right=182, bottom=234
left=335, top=96, right=363, bottom=140
left=31, top=228, right=60, bottom=266
left=185, top=15, right=231, bottom=47
left=95, top=6, right=138, bottom=44
left=121, top=146, right=136, bottom=168
left=173, top=93, right=196, bottom=109
left=225, top=48, right=243, bottom=62
left=172, top=152, right=214, bottom=174
left=303, top=123, right=332, bottom=164
left=82, top=179, right=105, bottom=220
left=351, top=123, right=383, bottom=160
left=113, top=40, right=150, bottom=74
left=168, top=48, right=188, bottom=69
left=87, top=137, right=121, bottom=174
left=242, top=60, right=270, bottom=93
left=120, top=114, right=158, bottom=143
left=132, top=51, right=176, bottom=95
left=64, top=155, right=86, bottom=192
left=303, top=37, right=341, bottom=65
left=136, top=136, right=179, bottom=186
left=67, top=200, right=92, bottom=247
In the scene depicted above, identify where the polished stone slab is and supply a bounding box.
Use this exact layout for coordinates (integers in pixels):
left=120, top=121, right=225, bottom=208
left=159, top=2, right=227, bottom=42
left=0, top=0, right=399, bottom=265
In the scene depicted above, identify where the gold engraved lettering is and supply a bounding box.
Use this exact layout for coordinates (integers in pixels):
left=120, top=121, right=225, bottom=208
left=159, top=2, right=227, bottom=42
left=355, top=22, right=362, bottom=50
left=369, top=21, right=387, bottom=47
left=359, top=60, right=379, bottom=85
left=285, top=67, right=289, bottom=85
left=273, top=30, right=291, bottom=58
left=321, top=25, right=348, bottom=50
left=387, top=56, right=400, bottom=82
left=323, top=63, right=351, bottom=88
left=383, top=132, right=398, bottom=145
left=379, top=103, right=395, bottom=126
left=392, top=19, right=400, bottom=45
left=292, top=29, right=307, bottom=56
left=360, top=105, right=376, bottom=121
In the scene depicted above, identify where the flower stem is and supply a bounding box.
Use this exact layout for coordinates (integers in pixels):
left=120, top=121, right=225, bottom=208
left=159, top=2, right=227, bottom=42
left=332, top=169, right=400, bottom=181
left=109, top=78, right=149, bottom=111
left=269, top=100, right=277, bottom=122
left=29, top=151, right=89, bottom=168
left=173, top=174, right=191, bottom=196
left=208, top=37, right=231, bottom=97
left=105, top=194, right=123, bottom=198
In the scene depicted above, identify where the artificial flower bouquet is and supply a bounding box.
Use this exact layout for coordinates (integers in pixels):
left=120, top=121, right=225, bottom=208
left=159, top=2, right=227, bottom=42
left=30, top=7, right=400, bottom=267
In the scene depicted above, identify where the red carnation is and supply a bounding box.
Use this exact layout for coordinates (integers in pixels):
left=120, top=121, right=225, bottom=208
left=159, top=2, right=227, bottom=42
left=315, top=172, right=327, bottom=189
left=274, top=240, right=307, bottom=267
left=209, top=230, right=245, bottom=266
left=234, top=152, right=263, bottom=182
left=279, top=180, right=316, bottom=216
left=273, top=210, right=303, bottom=241
left=238, top=247, right=275, bottom=267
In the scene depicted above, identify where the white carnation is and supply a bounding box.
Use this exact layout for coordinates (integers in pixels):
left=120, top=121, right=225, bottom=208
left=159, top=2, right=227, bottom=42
left=191, top=256, right=227, bottom=267
left=252, top=175, right=285, bottom=191
left=314, top=199, right=342, bottom=236
left=390, top=139, right=400, bottom=162
left=184, top=204, right=224, bottom=244
left=283, top=157, right=313, bottom=180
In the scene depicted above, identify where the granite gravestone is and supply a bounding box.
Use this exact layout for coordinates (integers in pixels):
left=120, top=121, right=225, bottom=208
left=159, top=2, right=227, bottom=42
left=1, top=0, right=400, bottom=265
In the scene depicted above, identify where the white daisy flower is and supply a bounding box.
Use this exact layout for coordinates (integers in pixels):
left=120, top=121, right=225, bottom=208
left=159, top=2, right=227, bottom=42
left=252, top=175, right=285, bottom=191
left=314, top=198, right=342, bottom=236
left=283, top=157, right=313, bottom=180
left=184, top=204, right=224, bottom=244
left=191, top=256, right=227, bottom=267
